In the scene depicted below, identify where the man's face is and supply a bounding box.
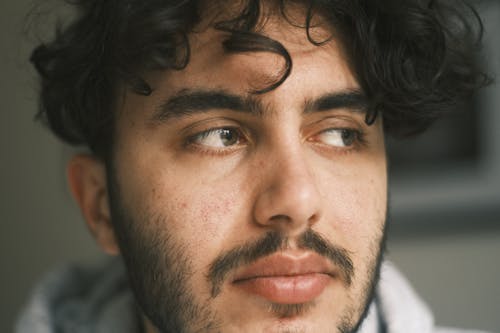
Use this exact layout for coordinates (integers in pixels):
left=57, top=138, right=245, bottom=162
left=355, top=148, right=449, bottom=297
left=108, top=16, right=387, bottom=333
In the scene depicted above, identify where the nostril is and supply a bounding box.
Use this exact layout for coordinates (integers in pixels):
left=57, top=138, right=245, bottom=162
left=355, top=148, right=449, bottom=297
left=307, top=213, right=320, bottom=226
left=269, top=214, right=292, bottom=222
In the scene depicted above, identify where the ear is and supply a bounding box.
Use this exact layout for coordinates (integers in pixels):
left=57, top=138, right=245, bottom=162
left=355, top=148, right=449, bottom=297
left=67, top=154, right=120, bottom=255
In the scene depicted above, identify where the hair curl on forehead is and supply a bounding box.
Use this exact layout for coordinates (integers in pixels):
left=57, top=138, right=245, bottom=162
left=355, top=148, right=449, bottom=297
left=31, top=0, right=490, bottom=160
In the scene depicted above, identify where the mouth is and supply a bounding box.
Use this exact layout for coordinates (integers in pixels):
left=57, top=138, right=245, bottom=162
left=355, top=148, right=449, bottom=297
left=231, top=252, right=337, bottom=304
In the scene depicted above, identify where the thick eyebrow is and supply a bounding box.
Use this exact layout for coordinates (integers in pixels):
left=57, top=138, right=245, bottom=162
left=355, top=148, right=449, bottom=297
left=304, top=90, right=368, bottom=114
left=149, top=88, right=368, bottom=124
left=150, top=89, right=263, bottom=123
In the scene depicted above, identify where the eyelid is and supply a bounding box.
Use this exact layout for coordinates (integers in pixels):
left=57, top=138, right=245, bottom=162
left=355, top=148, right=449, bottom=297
left=305, top=113, right=366, bottom=127
left=305, top=115, right=364, bottom=134
left=304, top=114, right=369, bottom=153
left=318, top=127, right=364, bottom=144
left=188, top=126, right=244, bottom=144
left=183, top=125, right=250, bottom=156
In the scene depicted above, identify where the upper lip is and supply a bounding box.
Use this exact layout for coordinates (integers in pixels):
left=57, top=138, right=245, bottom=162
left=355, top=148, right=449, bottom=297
left=232, top=251, right=337, bottom=282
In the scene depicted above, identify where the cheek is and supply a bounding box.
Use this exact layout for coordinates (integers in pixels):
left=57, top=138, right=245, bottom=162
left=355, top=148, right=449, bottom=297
left=320, top=166, right=387, bottom=290
left=127, top=165, right=246, bottom=267
left=320, top=162, right=387, bottom=244
left=174, top=192, right=238, bottom=242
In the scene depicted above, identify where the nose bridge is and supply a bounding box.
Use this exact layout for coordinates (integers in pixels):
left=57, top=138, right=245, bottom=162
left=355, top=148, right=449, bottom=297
left=252, top=140, right=322, bottom=233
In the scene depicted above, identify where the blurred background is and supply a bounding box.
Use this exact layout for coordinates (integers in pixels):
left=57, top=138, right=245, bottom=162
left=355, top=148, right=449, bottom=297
left=1, top=0, right=499, bottom=332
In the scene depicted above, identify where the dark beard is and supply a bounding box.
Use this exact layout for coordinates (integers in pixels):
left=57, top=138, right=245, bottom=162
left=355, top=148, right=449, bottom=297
left=107, top=171, right=219, bottom=332
left=106, top=168, right=386, bottom=333
left=343, top=224, right=387, bottom=333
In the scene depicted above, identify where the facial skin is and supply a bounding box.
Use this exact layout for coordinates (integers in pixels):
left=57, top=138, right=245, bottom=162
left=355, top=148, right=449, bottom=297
left=68, top=13, right=387, bottom=333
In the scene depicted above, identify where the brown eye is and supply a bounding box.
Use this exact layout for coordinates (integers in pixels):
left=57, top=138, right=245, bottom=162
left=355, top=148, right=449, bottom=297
left=340, top=129, right=357, bottom=146
left=191, top=128, right=242, bottom=148
left=317, top=128, right=358, bottom=147
left=219, top=129, right=239, bottom=146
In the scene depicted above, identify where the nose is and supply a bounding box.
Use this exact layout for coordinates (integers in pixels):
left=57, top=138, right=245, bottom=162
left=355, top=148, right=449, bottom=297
left=252, top=146, right=322, bottom=235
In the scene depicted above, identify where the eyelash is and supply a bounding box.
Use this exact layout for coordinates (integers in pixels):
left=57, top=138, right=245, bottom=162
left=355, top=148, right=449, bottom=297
left=313, top=128, right=367, bottom=152
left=185, top=127, right=247, bottom=155
left=184, top=126, right=367, bottom=156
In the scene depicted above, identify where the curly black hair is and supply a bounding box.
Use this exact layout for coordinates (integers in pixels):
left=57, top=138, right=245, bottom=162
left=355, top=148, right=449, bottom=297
left=30, top=0, right=490, bottom=160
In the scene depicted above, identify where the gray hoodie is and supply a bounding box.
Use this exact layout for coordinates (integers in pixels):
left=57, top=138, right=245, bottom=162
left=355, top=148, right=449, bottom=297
left=15, top=259, right=489, bottom=333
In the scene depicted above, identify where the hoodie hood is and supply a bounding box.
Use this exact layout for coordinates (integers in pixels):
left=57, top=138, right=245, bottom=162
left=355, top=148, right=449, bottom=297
left=15, top=259, right=138, bottom=333
left=15, top=259, right=486, bottom=333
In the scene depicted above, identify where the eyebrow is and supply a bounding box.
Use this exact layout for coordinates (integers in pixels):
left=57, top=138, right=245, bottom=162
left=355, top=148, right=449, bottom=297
left=150, top=88, right=368, bottom=124
left=304, top=90, right=368, bottom=114
left=151, top=89, right=263, bottom=123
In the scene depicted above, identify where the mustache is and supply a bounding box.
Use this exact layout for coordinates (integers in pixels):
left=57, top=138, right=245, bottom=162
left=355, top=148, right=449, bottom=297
left=207, top=229, right=354, bottom=297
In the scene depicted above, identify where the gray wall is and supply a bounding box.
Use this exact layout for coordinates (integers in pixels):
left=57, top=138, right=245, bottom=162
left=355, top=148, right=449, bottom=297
left=1, top=1, right=499, bottom=332
left=388, top=225, right=500, bottom=332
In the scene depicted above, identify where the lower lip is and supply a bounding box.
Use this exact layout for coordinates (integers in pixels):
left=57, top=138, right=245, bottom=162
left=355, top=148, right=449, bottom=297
left=234, top=273, right=330, bottom=304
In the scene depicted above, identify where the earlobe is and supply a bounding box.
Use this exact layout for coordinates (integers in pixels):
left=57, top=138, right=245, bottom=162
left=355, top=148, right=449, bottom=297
left=66, top=154, right=120, bottom=255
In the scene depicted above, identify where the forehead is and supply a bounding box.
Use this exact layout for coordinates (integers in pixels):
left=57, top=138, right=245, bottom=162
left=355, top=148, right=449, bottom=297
left=119, top=11, right=359, bottom=124
left=158, top=27, right=353, bottom=95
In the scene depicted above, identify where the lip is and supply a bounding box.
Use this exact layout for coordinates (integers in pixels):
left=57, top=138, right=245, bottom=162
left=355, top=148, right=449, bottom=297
left=232, top=252, right=337, bottom=304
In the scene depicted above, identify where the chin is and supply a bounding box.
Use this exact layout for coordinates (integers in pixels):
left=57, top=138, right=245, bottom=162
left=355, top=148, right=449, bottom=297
left=214, top=295, right=360, bottom=333
left=223, top=317, right=344, bottom=333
